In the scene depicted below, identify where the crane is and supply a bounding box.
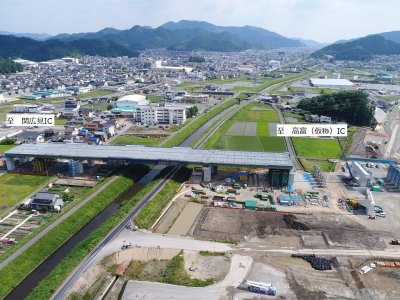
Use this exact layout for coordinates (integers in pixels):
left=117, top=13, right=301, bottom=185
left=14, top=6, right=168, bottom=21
left=337, top=137, right=355, bottom=184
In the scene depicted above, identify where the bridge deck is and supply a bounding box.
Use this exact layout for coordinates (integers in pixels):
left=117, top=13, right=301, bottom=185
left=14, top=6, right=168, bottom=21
left=5, top=143, right=294, bottom=169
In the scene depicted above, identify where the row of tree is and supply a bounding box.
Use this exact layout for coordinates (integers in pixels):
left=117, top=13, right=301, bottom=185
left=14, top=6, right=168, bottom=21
left=297, top=90, right=375, bottom=126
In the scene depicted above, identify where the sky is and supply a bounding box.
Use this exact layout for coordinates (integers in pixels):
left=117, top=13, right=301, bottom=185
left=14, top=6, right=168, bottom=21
left=0, top=0, right=399, bottom=43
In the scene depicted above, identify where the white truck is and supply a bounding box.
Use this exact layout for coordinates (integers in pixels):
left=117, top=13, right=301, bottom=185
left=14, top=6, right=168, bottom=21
left=242, top=280, right=277, bottom=296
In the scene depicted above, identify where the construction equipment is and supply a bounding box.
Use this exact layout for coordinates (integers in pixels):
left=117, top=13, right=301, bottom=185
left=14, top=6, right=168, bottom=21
left=241, top=280, right=277, bottom=296
left=337, top=138, right=355, bottom=185
left=391, top=239, right=400, bottom=245
left=347, top=199, right=365, bottom=210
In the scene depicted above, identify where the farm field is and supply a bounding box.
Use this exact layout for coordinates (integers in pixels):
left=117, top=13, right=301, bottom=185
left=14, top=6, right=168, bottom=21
left=299, top=158, right=335, bottom=172
left=202, top=102, right=286, bottom=152
left=292, top=137, right=340, bottom=158
left=0, top=174, right=50, bottom=214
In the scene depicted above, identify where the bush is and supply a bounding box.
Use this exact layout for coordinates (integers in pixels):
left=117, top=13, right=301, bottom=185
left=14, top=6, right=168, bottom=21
left=163, top=251, right=214, bottom=287
left=0, top=138, right=16, bottom=145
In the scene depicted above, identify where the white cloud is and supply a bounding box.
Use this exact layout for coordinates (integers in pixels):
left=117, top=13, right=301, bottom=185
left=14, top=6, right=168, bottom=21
left=0, top=0, right=399, bottom=42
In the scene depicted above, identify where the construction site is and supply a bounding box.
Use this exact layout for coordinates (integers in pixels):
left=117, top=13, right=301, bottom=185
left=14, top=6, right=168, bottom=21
left=59, top=157, right=400, bottom=300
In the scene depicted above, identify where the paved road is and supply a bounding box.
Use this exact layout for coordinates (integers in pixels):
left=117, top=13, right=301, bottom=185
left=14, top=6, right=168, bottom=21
left=51, top=75, right=309, bottom=299
left=121, top=254, right=252, bottom=300
left=91, top=230, right=232, bottom=266
left=106, top=123, right=132, bottom=144
left=0, top=175, right=119, bottom=270
left=383, top=104, right=399, bottom=136
left=51, top=165, right=178, bottom=300
left=274, top=104, right=302, bottom=170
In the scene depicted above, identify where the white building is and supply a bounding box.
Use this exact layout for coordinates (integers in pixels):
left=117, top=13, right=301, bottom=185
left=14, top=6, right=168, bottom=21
left=112, top=94, right=149, bottom=116
left=12, top=104, right=42, bottom=113
left=268, top=60, right=281, bottom=70
left=309, top=78, right=355, bottom=90
left=151, top=60, right=193, bottom=73
left=136, top=104, right=186, bottom=125
left=65, top=86, right=91, bottom=95
left=319, top=115, right=332, bottom=123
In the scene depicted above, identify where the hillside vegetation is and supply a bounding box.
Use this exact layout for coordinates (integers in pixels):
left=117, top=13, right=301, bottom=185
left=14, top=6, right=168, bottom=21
left=0, top=35, right=139, bottom=61
left=312, top=35, right=400, bottom=61
left=297, top=90, right=375, bottom=126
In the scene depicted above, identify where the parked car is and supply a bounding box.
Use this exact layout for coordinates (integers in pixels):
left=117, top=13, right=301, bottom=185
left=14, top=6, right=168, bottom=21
left=121, top=242, right=132, bottom=249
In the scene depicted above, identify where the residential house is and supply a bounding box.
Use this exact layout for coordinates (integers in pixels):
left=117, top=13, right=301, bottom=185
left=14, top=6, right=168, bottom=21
left=15, top=131, right=44, bottom=144
left=29, top=192, right=64, bottom=211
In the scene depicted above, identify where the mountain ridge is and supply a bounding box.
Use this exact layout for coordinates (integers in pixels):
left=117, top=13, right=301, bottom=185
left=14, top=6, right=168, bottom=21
left=52, top=20, right=305, bottom=51
left=314, top=30, right=400, bottom=60
left=0, top=35, right=139, bottom=61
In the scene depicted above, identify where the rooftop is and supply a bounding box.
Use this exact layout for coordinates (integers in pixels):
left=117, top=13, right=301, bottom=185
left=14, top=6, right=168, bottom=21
left=117, top=94, right=147, bottom=104
left=5, top=144, right=294, bottom=169
left=310, top=78, right=354, bottom=86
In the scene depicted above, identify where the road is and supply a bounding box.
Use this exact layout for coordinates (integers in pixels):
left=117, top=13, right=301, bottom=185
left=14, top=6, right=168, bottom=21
left=383, top=103, right=400, bottom=136
left=51, top=165, right=178, bottom=300
left=274, top=104, right=302, bottom=170
left=0, top=175, right=119, bottom=270
left=121, top=254, right=252, bottom=300
left=51, top=75, right=308, bottom=298
left=194, top=99, right=255, bottom=148
left=90, top=230, right=233, bottom=266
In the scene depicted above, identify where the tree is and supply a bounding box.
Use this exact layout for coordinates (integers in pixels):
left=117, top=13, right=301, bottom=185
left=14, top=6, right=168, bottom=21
left=186, top=106, right=199, bottom=118
left=0, top=137, right=16, bottom=145
left=297, top=90, right=375, bottom=126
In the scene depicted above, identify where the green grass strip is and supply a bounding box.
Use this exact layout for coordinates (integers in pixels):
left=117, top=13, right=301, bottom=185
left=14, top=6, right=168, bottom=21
left=26, top=166, right=172, bottom=300
left=135, top=167, right=191, bottom=229
left=163, top=98, right=238, bottom=147
left=0, top=165, right=150, bottom=299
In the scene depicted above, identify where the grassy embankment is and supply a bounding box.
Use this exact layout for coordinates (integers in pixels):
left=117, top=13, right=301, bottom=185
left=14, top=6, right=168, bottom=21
left=0, top=165, right=149, bottom=299
left=163, top=98, right=238, bottom=147
left=25, top=166, right=176, bottom=300
left=135, top=167, right=191, bottom=229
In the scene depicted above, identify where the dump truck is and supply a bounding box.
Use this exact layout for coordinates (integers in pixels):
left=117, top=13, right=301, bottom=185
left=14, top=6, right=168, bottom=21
left=391, top=239, right=400, bottom=245
left=242, top=280, right=276, bottom=296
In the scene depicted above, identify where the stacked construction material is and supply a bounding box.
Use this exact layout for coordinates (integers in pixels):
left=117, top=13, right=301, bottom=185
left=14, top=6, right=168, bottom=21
left=292, top=254, right=333, bottom=271
left=279, top=193, right=303, bottom=206
left=313, top=165, right=327, bottom=187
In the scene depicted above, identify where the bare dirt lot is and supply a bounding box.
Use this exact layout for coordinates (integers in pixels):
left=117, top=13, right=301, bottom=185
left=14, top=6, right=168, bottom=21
left=190, top=208, right=389, bottom=250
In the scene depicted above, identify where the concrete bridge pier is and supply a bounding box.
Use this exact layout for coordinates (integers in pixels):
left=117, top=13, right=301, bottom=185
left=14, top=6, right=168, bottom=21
left=203, top=164, right=218, bottom=182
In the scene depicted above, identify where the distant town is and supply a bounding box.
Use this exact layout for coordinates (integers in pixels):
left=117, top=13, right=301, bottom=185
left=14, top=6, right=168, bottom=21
left=0, top=17, right=400, bottom=300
